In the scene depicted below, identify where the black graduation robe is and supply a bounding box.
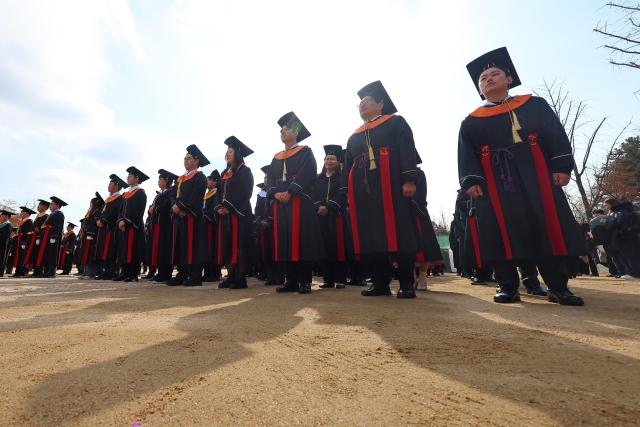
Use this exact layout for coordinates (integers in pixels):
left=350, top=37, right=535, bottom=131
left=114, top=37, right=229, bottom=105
left=341, top=114, right=419, bottom=255
left=25, top=213, right=48, bottom=268
left=95, top=193, right=124, bottom=264
left=12, top=218, right=33, bottom=271
left=58, top=231, right=77, bottom=271
left=79, top=209, right=99, bottom=267
left=266, top=145, right=324, bottom=262
left=254, top=192, right=273, bottom=265
left=313, top=171, right=347, bottom=263
left=411, top=168, right=442, bottom=263
left=203, top=187, right=220, bottom=266
left=35, top=210, right=65, bottom=270
left=0, top=221, right=12, bottom=275
left=116, top=188, right=147, bottom=267
left=149, top=188, right=173, bottom=269
left=457, top=94, right=586, bottom=264
left=172, top=170, right=208, bottom=266
left=215, top=164, right=254, bottom=265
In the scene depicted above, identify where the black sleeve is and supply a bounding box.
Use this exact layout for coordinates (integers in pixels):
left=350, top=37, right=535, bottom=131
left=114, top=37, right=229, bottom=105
left=266, top=158, right=279, bottom=199
left=457, top=118, right=486, bottom=191
left=176, top=172, right=207, bottom=215
left=537, top=97, right=575, bottom=174
left=222, top=166, right=254, bottom=216
left=395, top=116, right=418, bottom=184
left=340, top=140, right=353, bottom=195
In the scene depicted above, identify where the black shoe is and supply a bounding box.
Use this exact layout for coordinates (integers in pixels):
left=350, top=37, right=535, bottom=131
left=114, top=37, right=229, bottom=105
left=298, top=283, right=312, bottom=294
left=123, top=277, right=133, bottom=283
left=93, top=273, right=104, bottom=280
left=152, top=275, right=170, bottom=283
left=397, top=287, right=416, bottom=299
left=524, top=283, right=548, bottom=296
left=276, top=283, right=299, bottom=293
left=166, top=277, right=184, bottom=286
left=218, top=279, right=232, bottom=289
left=184, top=279, right=202, bottom=287
left=230, top=277, right=248, bottom=289
left=361, top=285, right=392, bottom=296
left=335, top=283, right=346, bottom=289
left=547, top=289, right=584, bottom=306
left=470, top=277, right=487, bottom=285
left=493, top=286, right=521, bottom=303
left=112, top=275, right=125, bottom=282
left=100, top=274, right=113, bottom=280
left=319, top=283, right=335, bottom=289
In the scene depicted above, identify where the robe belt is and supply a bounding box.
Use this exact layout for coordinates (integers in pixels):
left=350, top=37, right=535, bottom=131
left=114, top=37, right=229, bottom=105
left=489, top=147, right=516, bottom=193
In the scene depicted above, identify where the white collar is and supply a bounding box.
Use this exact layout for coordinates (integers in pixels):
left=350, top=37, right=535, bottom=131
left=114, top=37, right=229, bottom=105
left=368, top=114, right=383, bottom=123
left=483, top=93, right=512, bottom=106
left=286, top=142, right=299, bottom=151
left=110, top=191, right=120, bottom=197
left=258, top=190, right=267, bottom=197
left=128, top=184, right=140, bottom=192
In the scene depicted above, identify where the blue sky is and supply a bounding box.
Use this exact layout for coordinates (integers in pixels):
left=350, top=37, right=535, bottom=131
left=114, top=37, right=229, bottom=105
left=0, top=0, right=637, bottom=224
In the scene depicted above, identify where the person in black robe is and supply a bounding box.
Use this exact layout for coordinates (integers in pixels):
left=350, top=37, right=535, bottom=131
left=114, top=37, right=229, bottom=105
left=35, top=196, right=66, bottom=278
left=0, top=210, right=16, bottom=277
left=58, top=222, right=77, bottom=275
left=25, top=200, right=50, bottom=276
left=146, top=169, right=177, bottom=283
left=341, top=80, right=420, bottom=298
left=114, top=167, right=148, bottom=282
left=314, top=145, right=348, bottom=289
left=458, top=47, right=584, bottom=306
left=10, top=207, right=35, bottom=277
left=142, top=209, right=154, bottom=279
left=215, top=136, right=255, bottom=289
left=411, top=155, right=443, bottom=290
left=95, top=174, right=127, bottom=280
left=167, top=144, right=209, bottom=286
left=254, top=166, right=279, bottom=285
left=267, top=112, right=323, bottom=294
left=202, top=169, right=221, bottom=282
left=78, top=193, right=103, bottom=278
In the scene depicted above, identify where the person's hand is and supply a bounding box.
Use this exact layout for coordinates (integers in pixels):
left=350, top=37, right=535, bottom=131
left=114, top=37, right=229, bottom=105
left=276, top=192, right=291, bottom=203
left=118, top=220, right=126, bottom=231
left=466, top=185, right=484, bottom=198
left=96, top=220, right=103, bottom=228
left=260, top=220, right=269, bottom=228
left=171, top=204, right=181, bottom=215
left=148, top=206, right=154, bottom=216
left=402, top=181, right=416, bottom=197
left=217, top=207, right=229, bottom=216
left=317, top=206, right=329, bottom=216
left=178, top=210, right=187, bottom=218
left=553, top=172, right=570, bottom=187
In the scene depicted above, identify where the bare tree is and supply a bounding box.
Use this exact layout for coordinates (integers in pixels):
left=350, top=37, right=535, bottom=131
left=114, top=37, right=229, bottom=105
left=536, top=79, right=631, bottom=219
left=594, top=2, right=640, bottom=70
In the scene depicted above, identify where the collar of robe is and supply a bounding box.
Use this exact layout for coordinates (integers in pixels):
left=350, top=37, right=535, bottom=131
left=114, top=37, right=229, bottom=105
left=222, top=163, right=244, bottom=180
left=104, top=193, right=122, bottom=203
left=274, top=146, right=306, bottom=160
left=353, top=114, right=395, bottom=135
left=203, top=188, right=217, bottom=200
left=124, top=188, right=143, bottom=199
left=178, top=169, right=199, bottom=183
left=469, top=94, right=532, bottom=118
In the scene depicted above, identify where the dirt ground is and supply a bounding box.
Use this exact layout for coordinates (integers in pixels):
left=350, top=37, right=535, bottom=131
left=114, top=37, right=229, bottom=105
left=0, top=273, right=638, bottom=427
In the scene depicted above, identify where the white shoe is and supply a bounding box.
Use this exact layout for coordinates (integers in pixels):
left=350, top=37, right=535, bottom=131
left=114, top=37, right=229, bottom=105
left=621, top=275, right=637, bottom=280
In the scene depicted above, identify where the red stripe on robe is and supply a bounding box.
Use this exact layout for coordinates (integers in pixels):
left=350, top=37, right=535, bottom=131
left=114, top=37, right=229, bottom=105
left=480, top=145, right=513, bottom=260
left=151, top=224, right=160, bottom=267
left=217, top=219, right=223, bottom=265
left=36, top=227, right=51, bottom=267
left=126, top=227, right=134, bottom=263
left=187, top=215, right=194, bottom=265
left=23, top=234, right=36, bottom=268
left=291, top=196, right=301, bottom=262
left=530, top=140, right=568, bottom=256
left=347, top=167, right=361, bottom=255
left=102, top=230, right=112, bottom=261
left=336, top=217, right=346, bottom=262
left=379, top=147, right=398, bottom=252
left=415, top=216, right=425, bottom=262
left=273, top=203, right=279, bottom=262
left=58, top=243, right=68, bottom=269
left=231, top=215, right=239, bottom=264
left=468, top=215, right=483, bottom=268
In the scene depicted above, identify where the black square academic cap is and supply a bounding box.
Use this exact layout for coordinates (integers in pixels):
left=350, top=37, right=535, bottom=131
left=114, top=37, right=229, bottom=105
left=109, top=174, right=128, bottom=190
left=466, top=47, right=521, bottom=99
left=357, top=80, right=397, bottom=115
left=260, top=165, right=271, bottom=175
left=277, top=112, right=311, bottom=142
left=126, top=166, right=150, bottom=183
left=224, top=136, right=254, bottom=158
left=207, top=169, right=220, bottom=181
left=67, top=222, right=77, bottom=228
left=186, top=144, right=210, bottom=167
left=93, top=192, right=104, bottom=206
left=158, top=169, right=179, bottom=183
left=256, top=183, right=265, bottom=189
left=37, top=199, right=50, bottom=207
left=20, top=206, right=36, bottom=215
left=1, top=209, right=16, bottom=216
left=50, top=196, right=68, bottom=207
left=323, top=145, right=344, bottom=162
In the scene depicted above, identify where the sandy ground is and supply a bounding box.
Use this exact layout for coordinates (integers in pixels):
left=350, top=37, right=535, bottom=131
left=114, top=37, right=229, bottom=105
left=0, top=273, right=639, bottom=427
